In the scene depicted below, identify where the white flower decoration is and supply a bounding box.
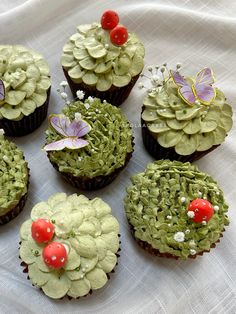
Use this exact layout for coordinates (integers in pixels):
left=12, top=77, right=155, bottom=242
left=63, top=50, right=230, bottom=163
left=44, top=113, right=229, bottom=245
left=74, top=112, right=82, bottom=121
left=84, top=103, right=90, bottom=110
left=76, top=90, right=85, bottom=100
left=87, top=96, right=94, bottom=103
left=60, top=81, right=68, bottom=87
left=173, top=232, right=185, bottom=242
left=187, top=211, right=195, bottom=218
left=60, top=92, right=68, bottom=100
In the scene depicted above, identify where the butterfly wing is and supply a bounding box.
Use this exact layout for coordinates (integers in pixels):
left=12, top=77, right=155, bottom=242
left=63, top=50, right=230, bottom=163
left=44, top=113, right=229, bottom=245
left=69, top=119, right=91, bottom=137
left=0, top=80, right=5, bottom=101
left=195, top=68, right=215, bottom=85
left=49, top=114, right=72, bottom=137
left=170, top=70, right=188, bottom=87
left=194, top=84, right=216, bottom=105
left=179, top=85, right=196, bottom=106
left=170, top=70, right=196, bottom=105
left=44, top=138, right=89, bottom=151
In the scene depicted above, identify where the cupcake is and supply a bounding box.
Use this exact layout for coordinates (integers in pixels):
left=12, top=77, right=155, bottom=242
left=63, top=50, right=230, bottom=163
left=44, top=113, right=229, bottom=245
left=19, top=192, right=120, bottom=299
left=61, top=10, right=145, bottom=106
left=0, top=45, right=51, bottom=136
left=0, top=129, right=29, bottom=225
left=44, top=88, right=133, bottom=190
left=124, top=160, right=229, bottom=259
left=140, top=65, right=233, bottom=162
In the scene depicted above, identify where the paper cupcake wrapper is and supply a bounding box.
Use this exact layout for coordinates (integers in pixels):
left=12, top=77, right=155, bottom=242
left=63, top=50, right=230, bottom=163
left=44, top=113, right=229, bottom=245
left=141, top=117, right=219, bottom=163
left=20, top=235, right=121, bottom=300
left=63, top=68, right=140, bottom=106
left=48, top=150, right=133, bottom=190
left=129, top=223, right=225, bottom=260
left=0, top=89, right=50, bottom=137
left=0, top=167, right=29, bottom=225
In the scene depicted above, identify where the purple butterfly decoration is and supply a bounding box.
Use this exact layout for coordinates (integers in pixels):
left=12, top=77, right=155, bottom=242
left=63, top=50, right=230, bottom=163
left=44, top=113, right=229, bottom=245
left=44, top=114, right=91, bottom=151
left=170, top=68, right=216, bottom=106
left=0, top=79, right=5, bottom=101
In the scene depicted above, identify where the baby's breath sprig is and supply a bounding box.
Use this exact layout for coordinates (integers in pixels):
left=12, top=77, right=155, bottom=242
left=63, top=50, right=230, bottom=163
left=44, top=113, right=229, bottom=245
left=138, top=62, right=182, bottom=94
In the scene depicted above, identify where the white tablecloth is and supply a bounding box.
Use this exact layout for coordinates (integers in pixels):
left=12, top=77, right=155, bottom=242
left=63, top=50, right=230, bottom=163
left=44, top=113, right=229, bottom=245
left=0, top=1, right=236, bottom=313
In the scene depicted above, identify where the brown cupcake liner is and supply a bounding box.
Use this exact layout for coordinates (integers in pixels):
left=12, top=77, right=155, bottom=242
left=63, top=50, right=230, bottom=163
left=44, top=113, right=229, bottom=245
left=0, top=89, right=51, bottom=137
left=63, top=68, right=140, bottom=107
left=20, top=235, right=121, bottom=300
left=141, top=117, right=219, bottom=163
left=48, top=150, right=133, bottom=190
left=0, top=166, right=30, bottom=225
left=129, top=223, right=225, bottom=260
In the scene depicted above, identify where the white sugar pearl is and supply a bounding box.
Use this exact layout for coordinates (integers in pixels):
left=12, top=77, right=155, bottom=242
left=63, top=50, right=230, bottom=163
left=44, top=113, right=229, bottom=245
left=181, top=197, right=186, bottom=203
left=214, top=205, right=219, bottom=211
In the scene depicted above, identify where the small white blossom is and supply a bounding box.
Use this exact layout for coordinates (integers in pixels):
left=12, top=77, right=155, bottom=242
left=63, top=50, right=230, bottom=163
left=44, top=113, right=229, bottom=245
left=173, top=232, right=185, bottom=243
left=66, top=100, right=71, bottom=105
left=214, top=205, right=219, bottom=211
left=60, top=92, right=68, bottom=100
left=180, top=196, right=186, bottom=203
left=185, top=229, right=190, bottom=234
left=87, top=96, right=94, bottom=103
left=202, top=221, right=207, bottom=225
left=166, top=215, right=172, bottom=220
left=60, top=81, right=68, bottom=87
left=187, top=211, right=195, bottom=218
left=0, top=129, right=5, bottom=135
left=75, top=112, right=82, bottom=121
left=84, top=102, right=90, bottom=110
left=190, top=249, right=196, bottom=255
left=76, top=90, right=85, bottom=100
left=198, top=191, right=202, bottom=196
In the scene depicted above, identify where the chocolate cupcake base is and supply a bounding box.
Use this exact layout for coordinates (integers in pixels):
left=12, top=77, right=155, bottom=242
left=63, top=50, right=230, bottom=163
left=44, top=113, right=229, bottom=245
left=48, top=151, right=133, bottom=190
left=129, top=224, right=224, bottom=260
left=63, top=68, right=140, bottom=107
left=0, top=89, right=50, bottom=137
left=141, top=118, right=219, bottom=163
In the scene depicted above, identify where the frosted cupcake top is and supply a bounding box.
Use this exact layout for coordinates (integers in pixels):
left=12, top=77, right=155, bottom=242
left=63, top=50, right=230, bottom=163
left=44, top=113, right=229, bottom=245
left=45, top=96, right=133, bottom=178
left=0, top=45, right=51, bottom=121
left=19, top=193, right=120, bottom=299
left=141, top=65, right=233, bottom=155
left=61, top=11, right=145, bottom=91
left=0, top=130, right=28, bottom=216
left=125, top=160, right=229, bottom=259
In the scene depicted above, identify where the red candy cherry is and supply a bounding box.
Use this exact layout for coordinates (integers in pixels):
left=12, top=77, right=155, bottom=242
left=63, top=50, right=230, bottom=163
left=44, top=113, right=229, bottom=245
left=110, top=25, right=128, bottom=46
left=188, top=199, right=214, bottom=223
left=43, top=242, right=67, bottom=269
left=31, top=219, right=54, bottom=243
left=101, top=10, right=119, bottom=30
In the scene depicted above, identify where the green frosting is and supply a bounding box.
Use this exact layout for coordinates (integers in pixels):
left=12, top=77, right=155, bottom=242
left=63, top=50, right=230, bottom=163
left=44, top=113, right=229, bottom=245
left=0, top=45, right=51, bottom=120
left=45, top=98, right=133, bottom=177
left=61, top=23, right=145, bottom=90
left=142, top=80, right=233, bottom=155
left=0, top=132, right=28, bottom=216
left=124, top=160, right=229, bottom=259
left=19, top=193, right=120, bottom=299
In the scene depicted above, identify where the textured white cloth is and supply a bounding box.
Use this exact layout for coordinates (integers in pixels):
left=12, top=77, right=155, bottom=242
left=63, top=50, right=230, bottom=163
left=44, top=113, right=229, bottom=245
left=0, top=0, right=236, bottom=313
